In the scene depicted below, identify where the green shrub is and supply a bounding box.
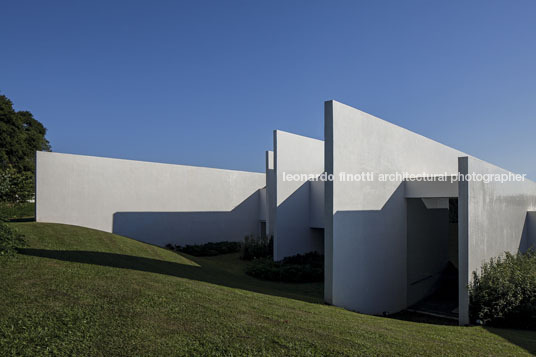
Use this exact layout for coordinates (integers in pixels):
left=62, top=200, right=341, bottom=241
left=0, top=202, right=35, bottom=222
left=240, top=235, right=273, bottom=260
left=0, top=168, right=34, bottom=204
left=469, top=250, right=536, bottom=329
left=0, top=222, right=25, bottom=257
left=169, top=241, right=242, bottom=257
left=246, top=252, right=323, bottom=283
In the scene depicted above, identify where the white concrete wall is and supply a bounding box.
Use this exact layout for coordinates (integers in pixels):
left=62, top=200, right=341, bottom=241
left=259, top=188, right=267, bottom=222
left=405, top=179, right=458, bottom=198
left=529, top=212, right=536, bottom=246
left=36, top=151, right=265, bottom=246
left=458, top=156, right=536, bottom=325
left=324, top=100, right=465, bottom=314
left=273, top=130, right=324, bottom=260
left=309, top=179, right=324, bottom=228
left=265, top=151, right=276, bottom=238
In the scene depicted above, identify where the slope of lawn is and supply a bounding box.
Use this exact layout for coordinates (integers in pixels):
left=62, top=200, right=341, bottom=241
left=1, top=223, right=536, bottom=356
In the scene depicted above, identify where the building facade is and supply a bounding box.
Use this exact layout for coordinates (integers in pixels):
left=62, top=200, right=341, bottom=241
left=37, top=100, right=536, bottom=325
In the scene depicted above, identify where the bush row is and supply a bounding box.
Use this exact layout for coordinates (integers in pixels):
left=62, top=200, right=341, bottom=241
left=166, top=241, right=242, bottom=257
left=165, top=235, right=274, bottom=259
left=240, top=235, right=273, bottom=261
left=246, top=252, right=323, bottom=283
left=0, top=202, right=35, bottom=222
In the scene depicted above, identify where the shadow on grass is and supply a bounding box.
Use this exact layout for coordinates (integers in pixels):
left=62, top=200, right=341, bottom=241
left=17, top=248, right=322, bottom=304
left=387, top=310, right=458, bottom=326
left=484, top=327, right=536, bottom=355
left=9, top=217, right=35, bottom=222
left=390, top=311, right=536, bottom=354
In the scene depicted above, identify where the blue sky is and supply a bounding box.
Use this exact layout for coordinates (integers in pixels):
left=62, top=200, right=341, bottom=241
left=1, top=1, right=535, bottom=178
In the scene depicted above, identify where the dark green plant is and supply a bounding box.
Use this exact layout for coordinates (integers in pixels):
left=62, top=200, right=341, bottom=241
left=0, top=202, right=35, bottom=222
left=246, top=252, right=324, bottom=283
left=0, top=168, right=34, bottom=203
left=469, top=250, right=536, bottom=329
left=240, top=235, right=273, bottom=260
left=0, top=94, right=50, bottom=206
left=0, top=222, right=25, bottom=257
left=0, top=95, right=51, bottom=173
left=169, top=241, right=242, bottom=257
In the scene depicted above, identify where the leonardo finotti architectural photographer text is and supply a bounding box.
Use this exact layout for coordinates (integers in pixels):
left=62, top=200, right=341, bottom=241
left=282, top=171, right=527, bottom=184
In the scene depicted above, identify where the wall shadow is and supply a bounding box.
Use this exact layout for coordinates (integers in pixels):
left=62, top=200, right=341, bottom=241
left=9, top=217, right=35, bottom=222
left=387, top=310, right=458, bottom=326
left=519, top=211, right=536, bottom=253
left=112, top=190, right=261, bottom=247
left=17, top=248, right=322, bottom=304
left=518, top=213, right=530, bottom=253
left=484, top=327, right=536, bottom=355
left=331, top=185, right=463, bottom=320
left=330, top=183, right=407, bottom=314
left=275, top=181, right=324, bottom=260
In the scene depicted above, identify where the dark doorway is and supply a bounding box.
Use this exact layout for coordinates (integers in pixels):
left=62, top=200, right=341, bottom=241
left=260, top=221, right=267, bottom=239
left=406, top=198, right=459, bottom=319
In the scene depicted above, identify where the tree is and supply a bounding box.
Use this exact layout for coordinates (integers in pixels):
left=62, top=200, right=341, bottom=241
left=0, top=94, right=51, bottom=203
left=0, top=95, right=51, bottom=173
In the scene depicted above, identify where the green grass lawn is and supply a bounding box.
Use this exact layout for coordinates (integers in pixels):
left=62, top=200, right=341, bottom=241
left=1, top=222, right=536, bottom=356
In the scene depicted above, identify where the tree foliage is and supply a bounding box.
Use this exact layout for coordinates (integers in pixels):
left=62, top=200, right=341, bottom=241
left=0, top=95, right=51, bottom=173
left=0, top=94, right=50, bottom=203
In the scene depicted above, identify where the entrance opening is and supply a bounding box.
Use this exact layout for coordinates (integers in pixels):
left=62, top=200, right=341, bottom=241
left=259, top=221, right=267, bottom=240
left=406, top=198, right=458, bottom=319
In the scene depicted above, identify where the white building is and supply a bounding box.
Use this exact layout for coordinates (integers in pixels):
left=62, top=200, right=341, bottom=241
left=36, top=100, right=536, bottom=325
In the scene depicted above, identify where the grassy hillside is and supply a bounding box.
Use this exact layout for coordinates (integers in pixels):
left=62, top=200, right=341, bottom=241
left=1, top=223, right=535, bottom=356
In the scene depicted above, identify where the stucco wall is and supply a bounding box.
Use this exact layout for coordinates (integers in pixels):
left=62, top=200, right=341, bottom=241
left=324, top=100, right=465, bottom=314
left=530, top=212, right=536, bottom=246
left=265, top=151, right=276, bottom=238
left=309, top=179, right=324, bottom=228
left=458, top=156, right=536, bottom=324
left=273, top=130, right=324, bottom=260
left=259, top=188, right=267, bottom=222
left=36, top=151, right=265, bottom=246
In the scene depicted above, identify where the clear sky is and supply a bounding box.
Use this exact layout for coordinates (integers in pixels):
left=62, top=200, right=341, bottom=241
left=1, top=1, right=535, bottom=178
